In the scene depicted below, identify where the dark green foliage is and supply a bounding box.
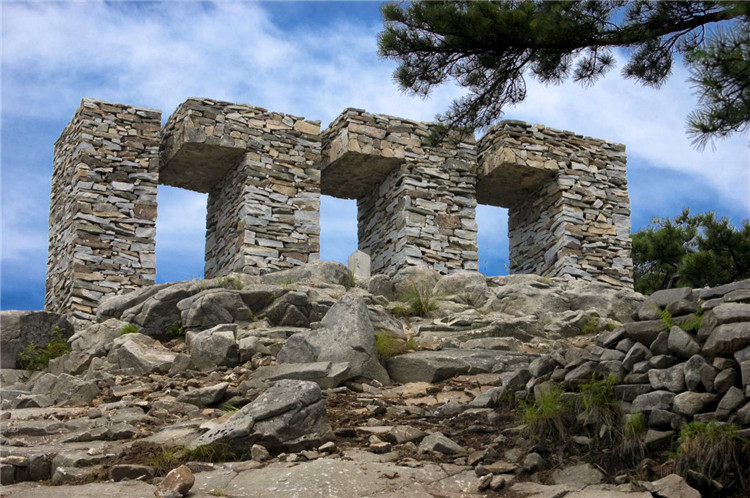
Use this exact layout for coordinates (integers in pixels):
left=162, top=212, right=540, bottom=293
left=165, top=321, right=185, bottom=339
left=379, top=1, right=749, bottom=145
left=632, top=209, right=750, bottom=294
left=374, top=331, right=418, bottom=361
left=17, top=326, right=71, bottom=371
left=399, top=284, right=439, bottom=317
left=621, top=412, right=647, bottom=464
left=675, top=421, right=749, bottom=493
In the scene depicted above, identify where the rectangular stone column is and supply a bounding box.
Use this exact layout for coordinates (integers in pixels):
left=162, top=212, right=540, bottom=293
left=46, top=99, right=161, bottom=320
left=477, top=120, right=633, bottom=288
left=160, top=98, right=321, bottom=277
left=322, top=109, right=478, bottom=275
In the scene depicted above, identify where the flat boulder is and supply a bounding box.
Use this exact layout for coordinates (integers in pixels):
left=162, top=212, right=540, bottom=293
left=387, top=349, right=533, bottom=383
left=251, top=362, right=351, bottom=389
left=187, top=324, right=239, bottom=370
left=260, top=261, right=351, bottom=287
left=107, top=333, right=176, bottom=375
left=188, top=379, right=332, bottom=454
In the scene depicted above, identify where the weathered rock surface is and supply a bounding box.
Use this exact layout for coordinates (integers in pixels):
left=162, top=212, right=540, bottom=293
left=0, top=311, right=73, bottom=369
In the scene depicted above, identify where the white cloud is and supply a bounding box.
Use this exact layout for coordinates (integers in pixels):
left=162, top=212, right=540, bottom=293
left=1, top=1, right=748, bottom=306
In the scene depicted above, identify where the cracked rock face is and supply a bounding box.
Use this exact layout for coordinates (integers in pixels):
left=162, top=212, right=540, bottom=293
left=188, top=379, right=332, bottom=454
left=277, top=294, right=389, bottom=385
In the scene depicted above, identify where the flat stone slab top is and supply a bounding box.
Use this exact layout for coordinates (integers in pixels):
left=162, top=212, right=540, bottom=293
left=320, top=108, right=475, bottom=199
left=476, top=120, right=626, bottom=208
left=160, top=97, right=321, bottom=193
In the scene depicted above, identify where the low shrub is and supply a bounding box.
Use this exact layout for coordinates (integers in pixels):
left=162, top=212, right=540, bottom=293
left=17, top=326, right=71, bottom=371
left=580, top=313, right=600, bottom=335
left=657, top=308, right=674, bottom=330
left=621, top=412, right=647, bottom=464
left=374, top=331, right=417, bottom=361
left=399, top=284, right=439, bottom=317
left=165, top=321, right=185, bottom=339
left=217, top=276, right=243, bottom=290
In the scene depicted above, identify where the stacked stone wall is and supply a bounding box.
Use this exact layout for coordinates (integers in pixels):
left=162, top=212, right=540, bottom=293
left=160, top=98, right=321, bottom=277
left=322, top=109, right=478, bottom=276
left=478, top=121, right=632, bottom=287
left=45, top=99, right=160, bottom=321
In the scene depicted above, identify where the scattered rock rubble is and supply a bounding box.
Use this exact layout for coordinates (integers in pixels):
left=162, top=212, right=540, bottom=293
left=1, top=261, right=748, bottom=497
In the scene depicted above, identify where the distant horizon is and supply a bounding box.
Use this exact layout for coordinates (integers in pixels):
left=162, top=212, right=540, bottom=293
left=2, top=1, right=748, bottom=310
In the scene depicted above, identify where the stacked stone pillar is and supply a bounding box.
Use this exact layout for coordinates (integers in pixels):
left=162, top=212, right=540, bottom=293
left=160, top=98, right=321, bottom=277
left=45, top=99, right=161, bottom=321
left=321, top=109, right=479, bottom=276
left=477, top=121, right=633, bottom=287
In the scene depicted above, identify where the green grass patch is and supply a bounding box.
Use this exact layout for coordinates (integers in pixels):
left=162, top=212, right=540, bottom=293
left=621, top=412, right=647, bottom=464
left=579, top=313, right=600, bottom=335
left=657, top=308, right=674, bottom=330
left=679, top=312, right=704, bottom=332
left=17, top=327, right=71, bottom=371
left=119, top=323, right=139, bottom=335
left=398, top=284, right=439, bottom=317
left=675, top=421, right=749, bottom=492
left=521, top=383, right=573, bottom=442
left=580, top=374, right=622, bottom=443
left=217, top=276, right=243, bottom=290
left=374, top=332, right=417, bottom=361
left=165, top=321, right=185, bottom=339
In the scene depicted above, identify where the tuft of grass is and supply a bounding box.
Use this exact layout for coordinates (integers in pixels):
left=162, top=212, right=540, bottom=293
left=346, top=271, right=356, bottom=289
left=119, top=323, right=139, bottom=335
left=399, top=284, right=439, bottom=317
left=187, top=442, right=246, bottom=462
left=147, top=448, right=185, bottom=476
left=605, top=322, right=619, bottom=331
left=374, top=332, right=417, bottom=361
left=165, top=321, right=185, bottom=339
left=675, top=421, right=749, bottom=492
left=217, top=276, right=243, bottom=290
left=580, top=313, right=600, bottom=335
left=209, top=489, right=228, bottom=497
left=521, top=383, right=573, bottom=442
left=220, top=403, right=240, bottom=414
left=17, top=327, right=71, bottom=371
left=657, top=308, right=674, bottom=330
left=621, top=412, right=647, bottom=464
left=680, top=312, right=704, bottom=332
left=580, top=374, right=622, bottom=443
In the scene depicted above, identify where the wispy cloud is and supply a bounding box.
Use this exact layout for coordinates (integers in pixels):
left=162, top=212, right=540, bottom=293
left=1, top=1, right=747, bottom=310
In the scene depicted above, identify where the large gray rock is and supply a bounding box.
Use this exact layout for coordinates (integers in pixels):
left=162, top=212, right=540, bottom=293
left=176, top=383, right=228, bottom=407
left=68, top=318, right=130, bottom=357
left=433, top=271, right=488, bottom=303
left=703, top=322, right=750, bottom=355
left=623, top=343, right=652, bottom=371
left=96, top=283, right=171, bottom=321
left=645, top=474, right=700, bottom=498
left=0, top=311, right=73, bottom=369
left=391, top=266, right=441, bottom=297
left=647, top=287, right=694, bottom=308
left=119, top=281, right=202, bottom=337
left=623, top=320, right=665, bottom=346
left=672, top=392, right=717, bottom=416
left=387, top=349, right=533, bottom=383
left=107, top=333, right=177, bottom=375
left=631, top=391, right=676, bottom=413
left=251, top=362, right=351, bottom=389
left=648, top=364, right=686, bottom=393
left=178, top=289, right=251, bottom=331
left=277, top=294, right=388, bottom=384
left=667, top=326, right=700, bottom=359
left=188, top=379, right=332, bottom=453
left=683, top=355, right=716, bottom=392
left=715, top=386, right=745, bottom=419
left=187, top=324, right=239, bottom=370
left=261, top=261, right=351, bottom=287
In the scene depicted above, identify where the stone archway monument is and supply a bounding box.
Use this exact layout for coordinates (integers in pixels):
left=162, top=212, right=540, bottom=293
left=46, top=97, right=633, bottom=321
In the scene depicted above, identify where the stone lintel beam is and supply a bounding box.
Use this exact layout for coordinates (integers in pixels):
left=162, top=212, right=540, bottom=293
left=160, top=97, right=321, bottom=193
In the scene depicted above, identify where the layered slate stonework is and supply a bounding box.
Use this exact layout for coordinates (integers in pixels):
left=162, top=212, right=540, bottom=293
left=46, top=99, right=161, bottom=321
left=477, top=121, right=633, bottom=288
left=160, top=98, right=322, bottom=277
left=46, top=97, right=635, bottom=319
left=321, top=109, right=479, bottom=275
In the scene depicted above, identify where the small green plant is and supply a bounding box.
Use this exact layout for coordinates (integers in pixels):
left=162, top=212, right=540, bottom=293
left=540, top=276, right=554, bottom=285
left=579, top=313, right=600, bottom=335
left=220, top=403, right=240, bottom=414
left=119, top=323, right=139, bottom=335
left=186, top=442, right=242, bottom=462
left=17, top=327, right=72, bottom=371
left=165, top=321, right=185, bottom=339
left=217, top=276, right=243, bottom=290
left=399, top=284, right=439, bottom=317
left=675, top=421, right=749, bottom=492
left=657, top=308, right=674, bottom=330
left=521, top=383, right=573, bottom=442
left=580, top=374, right=622, bottom=443
left=147, top=448, right=185, bottom=476
left=605, top=322, right=619, bottom=331
left=621, top=412, right=647, bottom=464
left=679, top=311, right=704, bottom=332
left=390, top=304, right=414, bottom=318
left=209, top=489, right=228, bottom=497
left=374, top=332, right=417, bottom=361
left=346, top=270, right=356, bottom=289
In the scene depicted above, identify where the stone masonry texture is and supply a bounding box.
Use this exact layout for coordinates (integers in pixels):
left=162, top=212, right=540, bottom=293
left=46, top=97, right=634, bottom=319
left=46, top=99, right=161, bottom=322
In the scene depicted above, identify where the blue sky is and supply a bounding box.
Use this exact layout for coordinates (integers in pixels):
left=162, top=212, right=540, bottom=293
left=2, top=1, right=748, bottom=310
